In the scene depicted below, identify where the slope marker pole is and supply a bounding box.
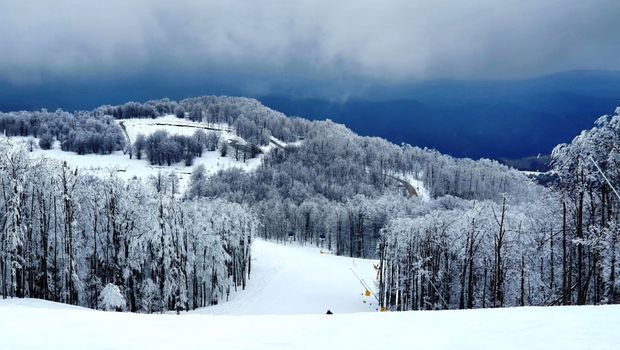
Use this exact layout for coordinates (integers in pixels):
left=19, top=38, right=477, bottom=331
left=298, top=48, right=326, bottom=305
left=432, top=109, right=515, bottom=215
left=350, top=268, right=379, bottom=302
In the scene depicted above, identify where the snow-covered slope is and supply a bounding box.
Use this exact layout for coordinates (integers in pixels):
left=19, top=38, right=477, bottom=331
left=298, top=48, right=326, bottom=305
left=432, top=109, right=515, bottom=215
left=118, top=115, right=234, bottom=144
left=8, top=115, right=265, bottom=191
left=1, top=295, right=618, bottom=349
left=386, top=171, right=431, bottom=201
left=1, top=240, right=619, bottom=349
left=27, top=141, right=259, bottom=192
left=197, top=240, right=379, bottom=315
left=403, top=173, right=431, bottom=201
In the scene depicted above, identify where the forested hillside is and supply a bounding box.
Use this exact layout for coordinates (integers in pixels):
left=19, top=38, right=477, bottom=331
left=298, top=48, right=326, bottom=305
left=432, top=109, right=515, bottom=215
left=1, top=96, right=618, bottom=314
left=260, top=71, right=620, bottom=159
left=0, top=140, right=256, bottom=312
left=376, top=107, right=620, bottom=311
left=186, top=101, right=620, bottom=311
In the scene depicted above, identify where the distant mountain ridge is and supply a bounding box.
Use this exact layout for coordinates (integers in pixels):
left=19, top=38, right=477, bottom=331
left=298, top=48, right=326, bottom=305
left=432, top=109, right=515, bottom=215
left=2, top=70, right=619, bottom=159
left=260, top=70, right=620, bottom=159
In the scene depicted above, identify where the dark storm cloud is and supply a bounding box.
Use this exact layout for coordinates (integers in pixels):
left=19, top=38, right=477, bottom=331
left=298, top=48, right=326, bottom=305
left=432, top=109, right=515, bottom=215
left=0, top=0, right=619, bottom=85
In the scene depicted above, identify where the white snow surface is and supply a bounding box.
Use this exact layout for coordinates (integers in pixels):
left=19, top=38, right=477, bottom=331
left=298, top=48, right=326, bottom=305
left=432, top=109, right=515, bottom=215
left=27, top=142, right=259, bottom=192
left=388, top=171, right=431, bottom=201
left=269, top=135, right=303, bottom=149
left=6, top=115, right=264, bottom=192
left=1, top=240, right=619, bottom=349
left=117, top=115, right=234, bottom=144
left=196, top=239, right=379, bottom=315
left=406, top=174, right=431, bottom=201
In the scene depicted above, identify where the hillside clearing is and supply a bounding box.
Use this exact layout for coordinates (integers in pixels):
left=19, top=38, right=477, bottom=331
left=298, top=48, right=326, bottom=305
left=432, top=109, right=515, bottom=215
left=5, top=115, right=266, bottom=191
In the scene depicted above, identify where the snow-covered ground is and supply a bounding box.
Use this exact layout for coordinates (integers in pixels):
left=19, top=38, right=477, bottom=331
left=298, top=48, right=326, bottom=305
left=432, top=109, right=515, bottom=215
left=1, top=240, right=619, bottom=349
left=404, top=173, right=431, bottom=201
left=521, top=170, right=544, bottom=177
left=118, top=115, right=234, bottom=144
left=26, top=141, right=260, bottom=192
left=6, top=115, right=265, bottom=191
left=388, top=171, right=431, bottom=201
left=269, top=135, right=304, bottom=149
left=197, top=240, right=379, bottom=315
left=1, top=299, right=618, bottom=350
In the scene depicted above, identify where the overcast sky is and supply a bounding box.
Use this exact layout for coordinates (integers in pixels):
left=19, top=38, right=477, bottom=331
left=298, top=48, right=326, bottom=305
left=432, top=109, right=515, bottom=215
left=1, top=0, right=619, bottom=88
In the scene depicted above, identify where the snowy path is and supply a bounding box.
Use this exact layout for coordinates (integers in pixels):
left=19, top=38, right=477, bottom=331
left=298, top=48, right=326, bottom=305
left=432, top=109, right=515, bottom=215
left=197, top=239, right=379, bottom=315
left=387, top=173, right=419, bottom=197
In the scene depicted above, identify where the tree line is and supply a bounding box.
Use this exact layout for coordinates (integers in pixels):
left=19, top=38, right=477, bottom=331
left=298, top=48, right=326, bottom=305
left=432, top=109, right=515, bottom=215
left=0, top=110, right=125, bottom=155
left=131, top=130, right=218, bottom=166
left=376, top=107, right=620, bottom=311
left=95, top=96, right=311, bottom=147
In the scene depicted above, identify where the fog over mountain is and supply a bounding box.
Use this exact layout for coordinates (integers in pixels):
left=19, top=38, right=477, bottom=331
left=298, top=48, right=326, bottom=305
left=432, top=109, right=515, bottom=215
left=2, top=1, right=619, bottom=83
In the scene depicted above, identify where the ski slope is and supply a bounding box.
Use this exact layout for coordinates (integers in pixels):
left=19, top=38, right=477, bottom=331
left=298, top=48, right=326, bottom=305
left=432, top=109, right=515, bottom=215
left=196, top=240, right=379, bottom=315
left=1, top=240, right=619, bottom=349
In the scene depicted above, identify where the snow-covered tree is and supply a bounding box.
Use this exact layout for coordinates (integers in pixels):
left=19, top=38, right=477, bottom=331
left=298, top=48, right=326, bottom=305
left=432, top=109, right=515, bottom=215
left=99, top=283, right=126, bottom=311
left=0, top=140, right=257, bottom=313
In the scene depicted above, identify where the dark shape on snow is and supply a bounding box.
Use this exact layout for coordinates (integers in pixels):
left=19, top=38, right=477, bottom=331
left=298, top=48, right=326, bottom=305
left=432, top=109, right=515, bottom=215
left=326, top=310, right=333, bottom=315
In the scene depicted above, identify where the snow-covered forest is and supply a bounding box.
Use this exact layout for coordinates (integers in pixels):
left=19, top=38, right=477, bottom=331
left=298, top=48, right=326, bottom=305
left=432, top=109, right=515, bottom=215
left=1, top=96, right=619, bottom=315
left=0, top=110, right=125, bottom=154
left=376, top=108, right=620, bottom=311
left=0, top=139, right=256, bottom=312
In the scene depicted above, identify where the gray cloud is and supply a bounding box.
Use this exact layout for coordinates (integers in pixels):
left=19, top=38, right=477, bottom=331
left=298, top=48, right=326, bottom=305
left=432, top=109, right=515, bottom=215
left=1, top=0, right=619, bottom=85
